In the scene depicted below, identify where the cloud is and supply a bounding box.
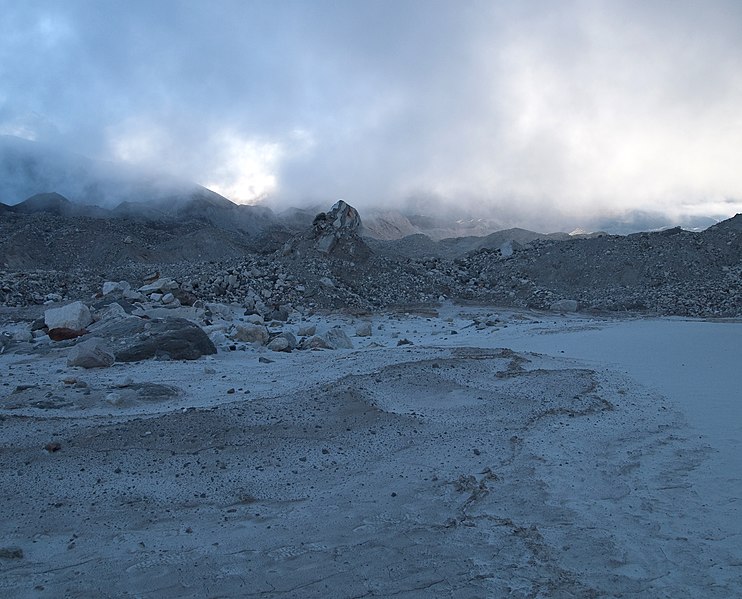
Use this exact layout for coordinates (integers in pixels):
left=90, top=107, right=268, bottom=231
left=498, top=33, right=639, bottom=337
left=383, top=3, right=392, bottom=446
left=1, top=0, right=742, bottom=226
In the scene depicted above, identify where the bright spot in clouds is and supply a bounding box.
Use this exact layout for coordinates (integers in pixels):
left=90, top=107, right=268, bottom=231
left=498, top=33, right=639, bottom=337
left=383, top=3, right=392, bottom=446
left=203, top=135, right=282, bottom=204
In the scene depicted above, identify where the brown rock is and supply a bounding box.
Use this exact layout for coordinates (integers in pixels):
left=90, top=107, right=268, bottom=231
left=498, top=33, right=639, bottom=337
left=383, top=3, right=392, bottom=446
left=48, top=328, right=88, bottom=341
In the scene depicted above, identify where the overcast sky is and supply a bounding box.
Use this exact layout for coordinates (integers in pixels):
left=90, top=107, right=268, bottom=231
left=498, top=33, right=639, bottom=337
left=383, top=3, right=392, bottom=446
left=2, top=0, right=742, bottom=227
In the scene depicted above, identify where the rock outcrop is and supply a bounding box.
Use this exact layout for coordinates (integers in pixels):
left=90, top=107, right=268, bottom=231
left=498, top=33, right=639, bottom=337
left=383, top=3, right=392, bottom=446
left=284, top=200, right=371, bottom=261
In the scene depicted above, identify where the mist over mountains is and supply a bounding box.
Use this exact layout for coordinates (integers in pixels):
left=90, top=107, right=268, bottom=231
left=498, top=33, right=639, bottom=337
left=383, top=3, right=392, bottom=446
left=0, top=135, right=725, bottom=237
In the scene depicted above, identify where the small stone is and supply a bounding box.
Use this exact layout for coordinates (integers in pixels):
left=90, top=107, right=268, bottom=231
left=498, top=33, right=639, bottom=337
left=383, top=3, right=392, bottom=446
left=0, top=547, right=24, bottom=559
left=45, top=442, right=62, bottom=453
left=138, top=277, right=177, bottom=293
left=355, top=321, right=372, bottom=337
left=233, top=324, right=269, bottom=345
left=550, top=299, right=579, bottom=312
left=267, top=337, right=290, bottom=352
left=301, top=335, right=332, bottom=350
left=325, top=327, right=353, bottom=349
left=297, top=324, right=316, bottom=337
left=258, top=356, right=274, bottom=364
left=268, top=306, right=290, bottom=322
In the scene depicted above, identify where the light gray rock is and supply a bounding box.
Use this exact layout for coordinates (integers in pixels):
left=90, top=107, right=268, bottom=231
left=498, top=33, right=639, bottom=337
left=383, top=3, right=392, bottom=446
left=301, top=335, right=332, bottom=350
left=102, top=282, right=118, bottom=296
left=276, top=331, right=297, bottom=350
left=325, top=327, right=353, bottom=349
left=95, top=302, right=129, bottom=323
left=298, top=324, right=316, bottom=337
left=499, top=241, right=514, bottom=258
left=102, top=281, right=131, bottom=296
left=233, top=324, right=270, bottom=345
left=209, top=330, right=228, bottom=347
left=138, top=278, right=178, bottom=294
left=267, top=337, right=290, bottom=352
left=123, top=289, right=144, bottom=301
left=67, top=337, right=115, bottom=368
left=44, top=301, right=93, bottom=331
left=355, top=321, right=372, bottom=337
left=550, top=299, right=579, bottom=312
left=319, top=277, right=335, bottom=288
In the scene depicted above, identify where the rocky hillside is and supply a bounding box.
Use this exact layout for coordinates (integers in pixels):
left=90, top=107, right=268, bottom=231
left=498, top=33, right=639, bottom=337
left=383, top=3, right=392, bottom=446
left=1, top=197, right=740, bottom=317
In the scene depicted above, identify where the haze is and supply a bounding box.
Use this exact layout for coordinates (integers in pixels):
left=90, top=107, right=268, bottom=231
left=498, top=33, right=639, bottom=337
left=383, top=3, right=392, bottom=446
left=2, top=0, right=742, bottom=230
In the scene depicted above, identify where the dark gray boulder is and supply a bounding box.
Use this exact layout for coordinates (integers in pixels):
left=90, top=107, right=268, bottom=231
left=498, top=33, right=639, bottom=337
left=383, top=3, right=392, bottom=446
left=89, top=316, right=216, bottom=361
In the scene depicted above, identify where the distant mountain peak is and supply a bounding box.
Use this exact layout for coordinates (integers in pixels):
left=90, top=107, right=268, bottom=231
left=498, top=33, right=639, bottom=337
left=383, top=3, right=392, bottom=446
left=13, top=192, right=72, bottom=215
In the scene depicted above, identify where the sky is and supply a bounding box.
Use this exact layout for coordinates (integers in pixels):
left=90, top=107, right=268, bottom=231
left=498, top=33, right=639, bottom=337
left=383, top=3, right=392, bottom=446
left=1, top=0, right=742, bottom=229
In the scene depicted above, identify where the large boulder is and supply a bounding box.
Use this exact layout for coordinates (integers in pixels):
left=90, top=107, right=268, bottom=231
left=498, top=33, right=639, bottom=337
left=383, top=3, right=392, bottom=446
left=45, top=301, right=93, bottom=332
left=311, top=200, right=363, bottom=255
left=88, top=316, right=216, bottom=361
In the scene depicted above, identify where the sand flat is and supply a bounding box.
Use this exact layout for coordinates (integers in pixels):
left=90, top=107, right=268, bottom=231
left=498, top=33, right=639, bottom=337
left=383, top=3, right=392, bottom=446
left=1, top=307, right=740, bottom=597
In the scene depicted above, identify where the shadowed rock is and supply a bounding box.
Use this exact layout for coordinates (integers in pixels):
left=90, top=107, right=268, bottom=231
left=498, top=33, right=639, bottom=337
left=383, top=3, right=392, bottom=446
left=89, top=316, right=216, bottom=361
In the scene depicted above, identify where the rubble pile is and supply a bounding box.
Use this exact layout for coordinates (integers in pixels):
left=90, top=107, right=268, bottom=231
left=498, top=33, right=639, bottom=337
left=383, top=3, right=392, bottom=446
left=451, top=223, right=742, bottom=316
left=1, top=202, right=740, bottom=317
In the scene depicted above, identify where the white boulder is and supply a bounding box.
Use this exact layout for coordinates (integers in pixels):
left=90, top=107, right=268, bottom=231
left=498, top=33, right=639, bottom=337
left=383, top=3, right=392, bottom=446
left=45, top=301, right=93, bottom=331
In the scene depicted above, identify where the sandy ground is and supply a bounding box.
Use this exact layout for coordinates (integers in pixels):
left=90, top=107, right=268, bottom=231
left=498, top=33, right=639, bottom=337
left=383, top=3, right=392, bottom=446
left=0, top=304, right=740, bottom=598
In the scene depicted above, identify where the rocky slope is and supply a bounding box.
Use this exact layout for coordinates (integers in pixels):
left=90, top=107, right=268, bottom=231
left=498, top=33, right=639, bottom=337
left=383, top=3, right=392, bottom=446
left=1, top=197, right=740, bottom=317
